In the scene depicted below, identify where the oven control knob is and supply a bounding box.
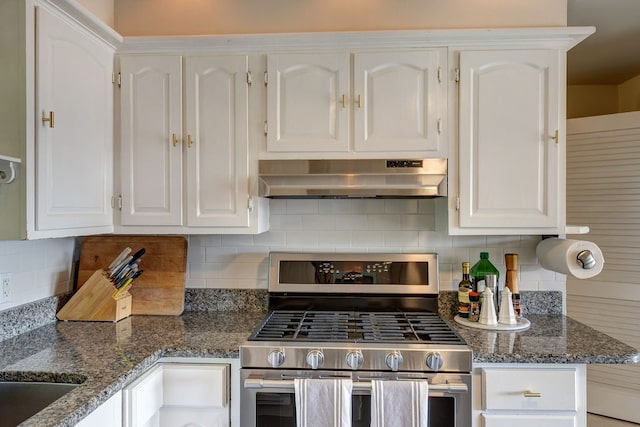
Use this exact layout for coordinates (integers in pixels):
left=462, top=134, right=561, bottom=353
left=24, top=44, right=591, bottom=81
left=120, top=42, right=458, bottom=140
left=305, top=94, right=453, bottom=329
left=385, top=351, right=403, bottom=372
left=306, top=349, right=325, bottom=370
left=425, top=352, right=444, bottom=372
left=267, top=349, right=285, bottom=368
left=345, top=351, right=364, bottom=370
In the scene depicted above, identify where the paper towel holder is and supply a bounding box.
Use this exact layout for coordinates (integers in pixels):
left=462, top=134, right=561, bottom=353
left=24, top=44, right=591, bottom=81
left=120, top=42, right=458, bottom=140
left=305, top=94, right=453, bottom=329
left=576, top=250, right=597, bottom=269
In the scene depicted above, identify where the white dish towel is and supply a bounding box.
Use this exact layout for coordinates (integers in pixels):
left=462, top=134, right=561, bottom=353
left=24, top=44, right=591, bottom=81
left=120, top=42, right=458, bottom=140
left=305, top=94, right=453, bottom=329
left=371, top=379, right=429, bottom=427
left=294, top=378, right=353, bottom=427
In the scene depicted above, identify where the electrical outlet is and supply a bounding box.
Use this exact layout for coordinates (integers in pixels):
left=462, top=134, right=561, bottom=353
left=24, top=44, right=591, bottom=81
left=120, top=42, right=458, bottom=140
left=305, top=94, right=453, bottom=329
left=1, top=274, right=11, bottom=303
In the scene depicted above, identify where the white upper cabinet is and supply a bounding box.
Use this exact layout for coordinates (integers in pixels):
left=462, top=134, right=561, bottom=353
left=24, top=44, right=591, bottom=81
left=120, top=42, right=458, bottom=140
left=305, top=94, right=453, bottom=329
left=119, top=55, right=183, bottom=226
left=266, top=53, right=350, bottom=153
left=118, top=54, right=267, bottom=233
left=265, top=49, right=446, bottom=157
left=36, top=5, right=114, bottom=232
left=447, top=48, right=565, bottom=235
left=0, top=0, right=119, bottom=240
left=353, top=51, right=443, bottom=153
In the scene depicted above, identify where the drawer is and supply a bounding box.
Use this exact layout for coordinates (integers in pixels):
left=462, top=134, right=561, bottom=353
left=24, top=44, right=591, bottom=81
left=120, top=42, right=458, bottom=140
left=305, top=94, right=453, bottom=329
left=162, top=364, right=229, bottom=408
left=482, top=413, right=578, bottom=427
left=482, top=368, right=577, bottom=411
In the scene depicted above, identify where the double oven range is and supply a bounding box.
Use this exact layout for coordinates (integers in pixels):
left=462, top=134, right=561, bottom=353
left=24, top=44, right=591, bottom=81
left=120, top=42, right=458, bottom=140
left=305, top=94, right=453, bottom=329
left=240, top=252, right=472, bottom=427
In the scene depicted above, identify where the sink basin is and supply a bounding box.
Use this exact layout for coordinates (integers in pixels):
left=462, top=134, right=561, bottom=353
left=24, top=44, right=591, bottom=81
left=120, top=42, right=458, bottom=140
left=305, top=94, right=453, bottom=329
left=0, top=381, right=79, bottom=426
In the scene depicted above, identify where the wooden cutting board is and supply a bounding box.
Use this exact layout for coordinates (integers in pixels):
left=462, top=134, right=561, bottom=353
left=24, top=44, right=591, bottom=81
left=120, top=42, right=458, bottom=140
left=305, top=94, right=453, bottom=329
left=77, top=236, right=187, bottom=316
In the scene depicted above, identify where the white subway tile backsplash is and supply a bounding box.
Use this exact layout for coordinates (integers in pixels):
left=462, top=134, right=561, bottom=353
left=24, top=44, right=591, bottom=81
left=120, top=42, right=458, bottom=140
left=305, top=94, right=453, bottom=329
left=317, top=231, right=352, bottom=248
left=367, top=214, right=403, bottom=230
left=319, top=200, right=355, bottom=214
left=351, top=231, right=385, bottom=248
left=401, top=214, right=435, bottom=231
left=270, top=214, right=302, bottom=230
left=351, top=199, right=386, bottom=214
left=385, top=199, right=418, bottom=214
left=285, top=199, right=319, bottom=214
left=253, top=230, right=286, bottom=246
left=189, top=235, right=222, bottom=247
left=180, top=200, right=563, bottom=297
left=0, top=238, right=74, bottom=311
left=286, top=231, right=319, bottom=247
left=301, top=214, right=336, bottom=230
left=0, top=201, right=565, bottom=311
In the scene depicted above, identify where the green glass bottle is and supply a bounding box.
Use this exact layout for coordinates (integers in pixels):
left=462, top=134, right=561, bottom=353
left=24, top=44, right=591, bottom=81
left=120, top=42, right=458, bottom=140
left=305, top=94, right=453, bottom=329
left=470, top=252, right=500, bottom=296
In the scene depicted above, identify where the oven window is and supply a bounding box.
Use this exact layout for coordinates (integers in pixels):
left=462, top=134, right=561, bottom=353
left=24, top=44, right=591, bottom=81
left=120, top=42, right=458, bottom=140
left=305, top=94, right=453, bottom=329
left=255, top=393, right=454, bottom=427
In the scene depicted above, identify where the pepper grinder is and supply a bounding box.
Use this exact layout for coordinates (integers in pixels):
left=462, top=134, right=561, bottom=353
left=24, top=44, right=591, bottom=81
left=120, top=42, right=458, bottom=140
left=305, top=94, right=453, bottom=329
left=505, top=253, right=522, bottom=320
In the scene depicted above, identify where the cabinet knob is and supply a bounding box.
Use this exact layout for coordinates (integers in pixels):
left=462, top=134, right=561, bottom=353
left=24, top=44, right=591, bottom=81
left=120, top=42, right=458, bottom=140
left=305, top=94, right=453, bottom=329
left=187, top=134, right=194, bottom=148
left=356, top=94, right=362, bottom=109
left=523, top=390, right=542, bottom=398
left=42, top=111, right=55, bottom=128
left=172, top=133, right=180, bottom=147
left=341, top=94, right=347, bottom=109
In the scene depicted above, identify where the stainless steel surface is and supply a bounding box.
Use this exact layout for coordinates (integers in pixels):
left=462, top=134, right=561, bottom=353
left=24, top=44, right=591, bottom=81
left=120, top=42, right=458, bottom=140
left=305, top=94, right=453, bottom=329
left=241, top=369, right=472, bottom=427
left=243, top=375, right=469, bottom=393
left=240, top=251, right=471, bottom=426
left=268, top=252, right=439, bottom=295
left=0, top=382, right=78, bottom=427
left=258, top=158, right=447, bottom=198
left=240, top=341, right=472, bottom=372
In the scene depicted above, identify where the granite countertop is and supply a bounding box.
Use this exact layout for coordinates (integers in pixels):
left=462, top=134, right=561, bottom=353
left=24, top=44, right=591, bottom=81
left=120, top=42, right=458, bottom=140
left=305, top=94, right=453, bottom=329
left=0, top=311, right=265, bottom=427
left=1, top=291, right=639, bottom=426
left=444, top=313, right=640, bottom=364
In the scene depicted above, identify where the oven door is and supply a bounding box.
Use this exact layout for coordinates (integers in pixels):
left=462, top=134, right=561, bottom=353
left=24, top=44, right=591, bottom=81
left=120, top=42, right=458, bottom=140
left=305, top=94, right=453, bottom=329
left=240, top=369, right=471, bottom=427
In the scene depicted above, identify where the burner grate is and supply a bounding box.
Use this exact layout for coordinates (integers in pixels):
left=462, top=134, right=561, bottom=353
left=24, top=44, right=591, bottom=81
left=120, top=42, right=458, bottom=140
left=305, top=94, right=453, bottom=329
left=251, top=310, right=464, bottom=344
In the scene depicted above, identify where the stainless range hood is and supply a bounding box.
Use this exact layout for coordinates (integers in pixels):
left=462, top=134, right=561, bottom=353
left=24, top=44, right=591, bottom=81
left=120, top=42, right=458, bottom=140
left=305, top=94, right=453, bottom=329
left=258, top=159, right=447, bottom=198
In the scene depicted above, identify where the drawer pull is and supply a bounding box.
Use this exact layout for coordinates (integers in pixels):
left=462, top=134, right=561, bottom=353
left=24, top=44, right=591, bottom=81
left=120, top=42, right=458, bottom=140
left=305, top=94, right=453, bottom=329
left=524, top=390, right=542, bottom=398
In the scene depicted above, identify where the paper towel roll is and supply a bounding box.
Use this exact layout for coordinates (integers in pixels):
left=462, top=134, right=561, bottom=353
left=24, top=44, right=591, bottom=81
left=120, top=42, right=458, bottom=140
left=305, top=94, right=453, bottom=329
left=536, top=238, right=604, bottom=279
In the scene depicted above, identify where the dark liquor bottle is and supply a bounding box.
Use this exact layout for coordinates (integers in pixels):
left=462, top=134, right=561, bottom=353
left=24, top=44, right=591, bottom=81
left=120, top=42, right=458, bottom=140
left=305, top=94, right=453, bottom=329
left=457, top=262, right=473, bottom=318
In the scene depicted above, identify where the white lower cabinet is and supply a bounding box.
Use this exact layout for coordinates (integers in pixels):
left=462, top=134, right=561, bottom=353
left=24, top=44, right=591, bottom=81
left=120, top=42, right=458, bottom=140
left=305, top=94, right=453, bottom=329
left=474, top=364, right=586, bottom=427
left=124, top=362, right=231, bottom=427
left=76, top=390, right=122, bottom=427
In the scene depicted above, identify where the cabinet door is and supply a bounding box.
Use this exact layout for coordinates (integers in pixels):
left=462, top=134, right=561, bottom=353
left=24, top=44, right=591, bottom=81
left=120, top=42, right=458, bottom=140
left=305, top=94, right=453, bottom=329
left=120, top=55, right=183, bottom=226
left=458, top=50, right=560, bottom=229
left=267, top=53, right=350, bottom=152
left=35, top=6, right=113, bottom=231
left=354, top=50, right=443, bottom=153
left=185, top=56, right=250, bottom=227
left=76, top=391, right=123, bottom=427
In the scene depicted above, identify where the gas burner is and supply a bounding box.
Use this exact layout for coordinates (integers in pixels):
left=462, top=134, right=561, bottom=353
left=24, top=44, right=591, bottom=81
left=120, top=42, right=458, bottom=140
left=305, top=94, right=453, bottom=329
left=250, top=310, right=465, bottom=345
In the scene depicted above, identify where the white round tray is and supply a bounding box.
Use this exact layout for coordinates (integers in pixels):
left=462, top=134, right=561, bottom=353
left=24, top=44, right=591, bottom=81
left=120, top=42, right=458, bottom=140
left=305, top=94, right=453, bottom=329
left=454, top=314, right=530, bottom=331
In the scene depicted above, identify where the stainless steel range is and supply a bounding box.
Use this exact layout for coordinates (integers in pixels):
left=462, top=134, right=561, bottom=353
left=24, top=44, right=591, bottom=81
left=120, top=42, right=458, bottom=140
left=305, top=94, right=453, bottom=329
left=240, top=252, right=472, bottom=427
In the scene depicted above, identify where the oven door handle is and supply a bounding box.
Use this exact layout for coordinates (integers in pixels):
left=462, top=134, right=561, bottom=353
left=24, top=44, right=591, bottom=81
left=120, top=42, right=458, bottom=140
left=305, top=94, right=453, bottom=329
left=243, top=378, right=468, bottom=394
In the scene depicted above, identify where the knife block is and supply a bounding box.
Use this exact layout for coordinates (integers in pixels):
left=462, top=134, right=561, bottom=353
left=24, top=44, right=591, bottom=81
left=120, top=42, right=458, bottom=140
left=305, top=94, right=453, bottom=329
left=57, top=270, right=132, bottom=322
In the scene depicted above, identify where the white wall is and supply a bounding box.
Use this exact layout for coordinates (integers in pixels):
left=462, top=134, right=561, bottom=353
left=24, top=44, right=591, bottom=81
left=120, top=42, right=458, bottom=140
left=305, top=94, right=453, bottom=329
left=0, top=238, right=75, bottom=311
left=113, top=0, right=567, bottom=36
left=76, top=0, right=114, bottom=27
left=186, top=199, right=565, bottom=294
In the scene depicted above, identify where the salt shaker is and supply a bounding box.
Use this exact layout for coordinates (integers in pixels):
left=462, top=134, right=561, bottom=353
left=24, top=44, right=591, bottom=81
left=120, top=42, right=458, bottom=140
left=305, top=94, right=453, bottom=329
left=498, top=287, right=517, bottom=325
left=478, top=287, right=498, bottom=326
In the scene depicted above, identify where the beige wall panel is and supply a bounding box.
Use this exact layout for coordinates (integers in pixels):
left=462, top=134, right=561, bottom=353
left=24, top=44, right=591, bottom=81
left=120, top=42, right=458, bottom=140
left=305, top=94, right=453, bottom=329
left=618, top=74, right=640, bottom=112
left=114, top=0, right=567, bottom=36
left=567, top=85, right=618, bottom=118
